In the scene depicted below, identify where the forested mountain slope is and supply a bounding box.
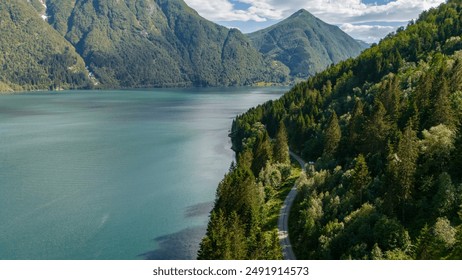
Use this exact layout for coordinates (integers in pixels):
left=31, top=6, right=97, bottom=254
left=248, top=9, right=365, bottom=79
left=0, top=0, right=90, bottom=92
left=45, top=0, right=288, bottom=88
left=1, top=0, right=364, bottom=91
left=200, top=0, right=462, bottom=260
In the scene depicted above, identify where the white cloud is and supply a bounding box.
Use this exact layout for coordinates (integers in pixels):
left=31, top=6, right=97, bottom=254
left=295, top=0, right=446, bottom=24
left=184, top=0, right=446, bottom=42
left=185, top=0, right=268, bottom=22
left=340, top=23, right=397, bottom=43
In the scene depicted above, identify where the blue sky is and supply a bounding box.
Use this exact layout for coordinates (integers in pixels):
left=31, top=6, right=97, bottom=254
left=184, top=0, right=446, bottom=43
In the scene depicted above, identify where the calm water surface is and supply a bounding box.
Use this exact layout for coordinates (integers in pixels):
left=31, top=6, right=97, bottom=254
left=0, top=87, right=285, bottom=260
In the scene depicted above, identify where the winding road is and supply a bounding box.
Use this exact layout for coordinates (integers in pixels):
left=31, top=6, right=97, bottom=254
left=278, top=151, right=306, bottom=260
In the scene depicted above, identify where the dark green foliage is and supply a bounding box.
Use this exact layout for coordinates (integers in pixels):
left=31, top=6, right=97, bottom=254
left=415, top=218, right=457, bottom=259
left=28, top=0, right=45, bottom=14
left=451, top=131, right=462, bottom=181
left=227, top=0, right=462, bottom=259
left=449, top=225, right=462, bottom=259
left=197, top=210, right=248, bottom=260
left=251, top=130, right=273, bottom=176
left=361, top=100, right=390, bottom=156
left=46, top=0, right=77, bottom=36
left=214, top=166, right=261, bottom=235
left=44, top=0, right=289, bottom=88
left=384, top=123, right=419, bottom=218
left=199, top=122, right=297, bottom=259
left=323, top=112, right=341, bottom=158
left=274, top=121, right=290, bottom=164
left=2, top=0, right=364, bottom=91
left=351, top=154, right=371, bottom=205
left=0, top=0, right=90, bottom=91
left=248, top=9, right=365, bottom=79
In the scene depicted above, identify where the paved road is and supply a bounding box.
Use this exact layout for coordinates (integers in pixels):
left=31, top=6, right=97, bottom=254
left=278, top=151, right=306, bottom=260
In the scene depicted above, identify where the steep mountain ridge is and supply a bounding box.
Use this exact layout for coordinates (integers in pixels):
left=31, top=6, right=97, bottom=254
left=44, top=0, right=288, bottom=88
left=0, top=0, right=90, bottom=92
left=248, top=9, right=365, bottom=79
left=1, top=0, right=365, bottom=91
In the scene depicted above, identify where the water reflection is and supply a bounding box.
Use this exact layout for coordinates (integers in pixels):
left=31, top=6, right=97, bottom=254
left=139, top=227, right=206, bottom=260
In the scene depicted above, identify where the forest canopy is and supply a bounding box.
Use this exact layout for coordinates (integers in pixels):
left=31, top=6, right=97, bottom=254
left=200, top=0, right=462, bottom=260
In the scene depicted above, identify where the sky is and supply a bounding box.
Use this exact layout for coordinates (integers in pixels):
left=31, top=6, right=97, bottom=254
left=183, top=0, right=446, bottom=43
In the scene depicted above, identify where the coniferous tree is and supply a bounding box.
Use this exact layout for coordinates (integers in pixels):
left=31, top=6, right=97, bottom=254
left=197, top=210, right=229, bottom=260
left=348, top=99, right=365, bottom=152
left=378, top=74, right=401, bottom=121
left=351, top=154, right=371, bottom=205
left=274, top=121, right=290, bottom=164
left=204, top=0, right=462, bottom=260
left=361, top=100, right=390, bottom=155
left=323, top=112, right=341, bottom=158
left=252, top=132, right=273, bottom=176
left=430, top=77, right=456, bottom=128
left=228, top=212, right=248, bottom=259
left=385, top=123, right=419, bottom=219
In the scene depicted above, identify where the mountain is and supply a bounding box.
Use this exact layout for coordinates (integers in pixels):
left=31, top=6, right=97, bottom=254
left=200, top=0, right=462, bottom=260
left=0, top=0, right=90, bottom=92
left=44, top=0, right=289, bottom=88
left=356, top=39, right=371, bottom=50
left=248, top=9, right=366, bottom=79
left=1, top=1, right=366, bottom=91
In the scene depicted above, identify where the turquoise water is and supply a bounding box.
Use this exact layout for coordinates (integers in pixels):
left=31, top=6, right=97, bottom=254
left=0, top=87, right=285, bottom=260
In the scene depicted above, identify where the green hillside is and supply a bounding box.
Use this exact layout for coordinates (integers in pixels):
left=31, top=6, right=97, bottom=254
left=0, top=0, right=90, bottom=92
left=1, top=0, right=365, bottom=91
left=248, top=9, right=366, bottom=79
left=45, top=0, right=288, bottom=88
left=200, top=0, right=462, bottom=260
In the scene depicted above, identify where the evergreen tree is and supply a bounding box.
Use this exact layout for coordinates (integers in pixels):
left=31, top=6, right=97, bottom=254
left=205, top=0, right=462, bottom=260
left=430, top=77, right=456, bottom=128
left=347, top=99, right=365, bottom=154
left=197, top=210, right=229, bottom=260
left=274, top=121, right=290, bottom=164
left=371, top=243, right=383, bottom=260
left=351, top=154, right=371, bottom=205
left=415, top=224, right=433, bottom=260
left=378, top=74, right=401, bottom=121
left=385, top=123, right=419, bottom=219
left=361, top=100, right=390, bottom=155
left=323, top=112, right=341, bottom=158
left=228, top=212, right=248, bottom=259
left=252, top=132, right=273, bottom=176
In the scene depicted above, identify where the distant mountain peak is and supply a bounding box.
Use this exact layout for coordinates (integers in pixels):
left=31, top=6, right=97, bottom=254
left=291, top=8, right=314, bottom=18
left=248, top=8, right=366, bottom=79
left=43, top=0, right=289, bottom=88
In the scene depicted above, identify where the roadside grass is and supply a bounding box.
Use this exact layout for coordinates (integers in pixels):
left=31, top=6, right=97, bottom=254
left=262, top=160, right=302, bottom=231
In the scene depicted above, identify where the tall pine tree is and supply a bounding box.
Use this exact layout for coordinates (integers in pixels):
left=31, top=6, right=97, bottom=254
left=323, top=112, right=341, bottom=158
left=274, top=121, right=290, bottom=164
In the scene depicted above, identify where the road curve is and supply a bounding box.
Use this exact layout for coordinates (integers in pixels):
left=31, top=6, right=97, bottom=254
left=278, top=151, right=306, bottom=260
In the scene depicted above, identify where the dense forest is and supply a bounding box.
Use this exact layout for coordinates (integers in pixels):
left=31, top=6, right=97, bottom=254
left=200, top=0, right=462, bottom=260
left=248, top=9, right=364, bottom=79
left=0, top=0, right=364, bottom=91
left=198, top=121, right=294, bottom=259
left=0, top=0, right=91, bottom=92
left=48, top=0, right=289, bottom=88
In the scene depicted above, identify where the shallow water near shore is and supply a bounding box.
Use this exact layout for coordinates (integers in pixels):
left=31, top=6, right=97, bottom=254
left=0, top=87, right=285, bottom=260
